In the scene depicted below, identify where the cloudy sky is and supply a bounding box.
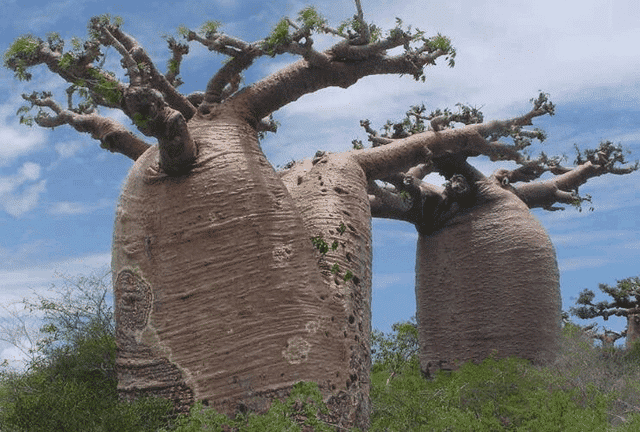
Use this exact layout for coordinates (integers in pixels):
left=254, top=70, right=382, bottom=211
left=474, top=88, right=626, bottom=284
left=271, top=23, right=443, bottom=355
left=1, top=0, right=639, bottom=368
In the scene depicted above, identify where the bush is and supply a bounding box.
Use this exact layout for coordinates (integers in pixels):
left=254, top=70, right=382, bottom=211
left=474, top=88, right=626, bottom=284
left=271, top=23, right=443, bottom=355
left=370, top=354, right=612, bottom=431
left=162, top=382, right=338, bottom=432
left=0, top=268, right=173, bottom=432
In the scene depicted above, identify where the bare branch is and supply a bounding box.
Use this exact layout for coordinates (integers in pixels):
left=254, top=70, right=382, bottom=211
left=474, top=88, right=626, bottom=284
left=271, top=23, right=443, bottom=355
left=187, top=31, right=254, bottom=57
left=368, top=180, right=413, bottom=222
left=514, top=142, right=638, bottom=210
left=100, top=24, right=196, bottom=119
left=164, top=37, right=189, bottom=87
left=22, top=92, right=150, bottom=161
left=201, top=52, right=257, bottom=106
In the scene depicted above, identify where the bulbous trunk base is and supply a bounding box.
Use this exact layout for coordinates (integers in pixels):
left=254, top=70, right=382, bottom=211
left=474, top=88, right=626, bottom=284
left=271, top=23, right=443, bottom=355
left=415, top=188, right=562, bottom=376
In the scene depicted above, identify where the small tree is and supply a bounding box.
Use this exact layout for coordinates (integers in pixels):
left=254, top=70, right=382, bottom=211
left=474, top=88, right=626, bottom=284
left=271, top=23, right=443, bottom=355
left=571, top=276, right=640, bottom=349
left=371, top=317, right=419, bottom=383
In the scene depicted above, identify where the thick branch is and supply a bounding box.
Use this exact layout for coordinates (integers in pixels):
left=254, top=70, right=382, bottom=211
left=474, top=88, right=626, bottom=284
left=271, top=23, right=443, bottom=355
left=104, top=26, right=196, bottom=119
left=515, top=159, right=636, bottom=210
left=22, top=93, right=150, bottom=161
left=243, top=48, right=450, bottom=121
left=122, top=87, right=196, bottom=174
left=368, top=181, right=413, bottom=222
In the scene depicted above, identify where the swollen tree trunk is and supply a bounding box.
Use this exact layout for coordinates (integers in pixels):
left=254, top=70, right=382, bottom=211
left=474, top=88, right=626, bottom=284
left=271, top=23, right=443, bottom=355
left=112, top=112, right=372, bottom=427
left=415, top=176, right=562, bottom=376
left=627, top=313, right=640, bottom=349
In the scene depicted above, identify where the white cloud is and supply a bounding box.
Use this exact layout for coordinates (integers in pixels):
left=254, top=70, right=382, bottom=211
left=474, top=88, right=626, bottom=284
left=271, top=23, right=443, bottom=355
left=559, top=256, right=614, bottom=272
left=18, top=162, right=41, bottom=181
left=551, top=230, right=634, bottom=248
left=3, top=180, right=47, bottom=217
left=0, top=252, right=111, bottom=306
left=0, top=105, right=47, bottom=164
left=47, top=198, right=111, bottom=215
left=373, top=272, right=415, bottom=291
left=54, top=140, right=85, bottom=159
left=0, top=162, right=47, bottom=217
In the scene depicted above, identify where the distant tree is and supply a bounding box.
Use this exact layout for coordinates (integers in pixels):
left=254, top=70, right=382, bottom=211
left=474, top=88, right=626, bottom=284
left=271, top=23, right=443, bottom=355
left=371, top=317, right=419, bottom=383
left=571, top=276, right=640, bottom=349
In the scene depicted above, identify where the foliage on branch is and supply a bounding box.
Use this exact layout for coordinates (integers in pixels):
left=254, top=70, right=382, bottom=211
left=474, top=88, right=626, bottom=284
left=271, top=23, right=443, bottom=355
left=571, top=276, right=640, bottom=321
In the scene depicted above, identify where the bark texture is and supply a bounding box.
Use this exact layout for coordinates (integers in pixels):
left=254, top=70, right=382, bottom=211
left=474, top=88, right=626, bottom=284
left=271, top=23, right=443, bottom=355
left=415, top=176, right=562, bottom=376
left=280, top=153, right=373, bottom=425
left=627, top=314, right=640, bottom=349
left=112, top=112, right=371, bottom=427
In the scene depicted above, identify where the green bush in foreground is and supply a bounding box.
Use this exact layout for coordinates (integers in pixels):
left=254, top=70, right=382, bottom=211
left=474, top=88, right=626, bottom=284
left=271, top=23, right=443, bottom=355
left=371, top=355, right=611, bottom=431
left=0, top=331, right=172, bottom=432
left=162, top=381, right=339, bottom=432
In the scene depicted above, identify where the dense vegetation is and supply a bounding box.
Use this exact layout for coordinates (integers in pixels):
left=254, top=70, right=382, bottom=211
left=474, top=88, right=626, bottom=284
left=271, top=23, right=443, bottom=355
left=1, top=270, right=640, bottom=431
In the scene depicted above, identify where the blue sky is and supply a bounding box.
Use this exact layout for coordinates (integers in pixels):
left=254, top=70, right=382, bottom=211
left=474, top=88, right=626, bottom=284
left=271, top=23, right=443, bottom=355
left=1, top=0, right=639, bottom=368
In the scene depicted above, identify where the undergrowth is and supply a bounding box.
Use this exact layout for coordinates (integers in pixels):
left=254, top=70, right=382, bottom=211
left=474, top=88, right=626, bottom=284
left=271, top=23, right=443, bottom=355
left=2, top=302, right=640, bottom=431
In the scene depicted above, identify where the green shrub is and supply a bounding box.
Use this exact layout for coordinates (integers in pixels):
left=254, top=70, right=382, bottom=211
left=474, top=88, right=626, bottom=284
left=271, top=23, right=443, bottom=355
left=163, top=382, right=338, bottom=432
left=371, top=355, right=612, bottom=431
left=0, top=331, right=173, bottom=432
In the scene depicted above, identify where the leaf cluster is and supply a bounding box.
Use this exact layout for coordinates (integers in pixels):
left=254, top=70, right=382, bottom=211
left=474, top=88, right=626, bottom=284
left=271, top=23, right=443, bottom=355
left=310, top=223, right=355, bottom=282
left=263, top=7, right=328, bottom=57
left=3, top=35, right=42, bottom=81
left=571, top=276, right=640, bottom=321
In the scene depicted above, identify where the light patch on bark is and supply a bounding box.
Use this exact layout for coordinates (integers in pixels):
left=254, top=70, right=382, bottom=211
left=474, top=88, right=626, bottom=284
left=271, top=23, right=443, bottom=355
left=282, top=336, right=311, bottom=364
left=115, top=268, right=153, bottom=336
left=305, top=320, right=320, bottom=334
left=272, top=244, right=292, bottom=264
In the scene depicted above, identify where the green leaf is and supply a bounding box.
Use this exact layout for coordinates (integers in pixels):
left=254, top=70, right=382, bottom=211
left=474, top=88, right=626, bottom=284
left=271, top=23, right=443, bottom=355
left=310, top=235, right=329, bottom=254
left=200, top=20, right=223, bottom=37
left=264, top=18, right=291, bottom=56
left=296, top=6, right=326, bottom=30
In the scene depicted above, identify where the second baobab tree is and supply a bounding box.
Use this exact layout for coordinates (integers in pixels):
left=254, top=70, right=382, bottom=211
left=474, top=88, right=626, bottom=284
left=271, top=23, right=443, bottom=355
left=360, top=100, right=637, bottom=376
left=4, top=1, right=637, bottom=429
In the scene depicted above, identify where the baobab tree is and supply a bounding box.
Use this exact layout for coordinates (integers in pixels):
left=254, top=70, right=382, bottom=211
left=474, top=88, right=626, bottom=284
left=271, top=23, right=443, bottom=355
left=360, top=105, right=637, bottom=376
left=571, top=276, right=640, bottom=349
left=4, top=1, right=636, bottom=429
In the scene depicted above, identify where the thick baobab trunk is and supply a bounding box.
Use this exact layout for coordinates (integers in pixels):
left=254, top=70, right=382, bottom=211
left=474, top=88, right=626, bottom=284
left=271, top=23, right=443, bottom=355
left=280, top=153, right=373, bottom=425
left=626, top=313, right=640, bottom=349
left=415, top=178, right=562, bottom=376
left=112, top=111, right=371, bottom=428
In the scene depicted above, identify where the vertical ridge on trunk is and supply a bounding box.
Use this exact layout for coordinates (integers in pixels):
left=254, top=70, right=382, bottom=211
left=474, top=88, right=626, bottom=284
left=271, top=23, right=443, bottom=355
left=112, top=113, right=367, bottom=427
left=280, top=153, right=373, bottom=427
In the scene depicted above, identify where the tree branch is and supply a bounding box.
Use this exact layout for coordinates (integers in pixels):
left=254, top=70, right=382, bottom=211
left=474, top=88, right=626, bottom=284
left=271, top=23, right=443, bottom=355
left=367, top=180, right=413, bottom=222
left=164, top=37, right=189, bottom=88
left=22, top=92, right=150, bottom=161
left=122, top=87, right=196, bottom=174
left=242, top=47, right=450, bottom=122
left=514, top=142, right=639, bottom=210
left=95, top=22, right=196, bottom=119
